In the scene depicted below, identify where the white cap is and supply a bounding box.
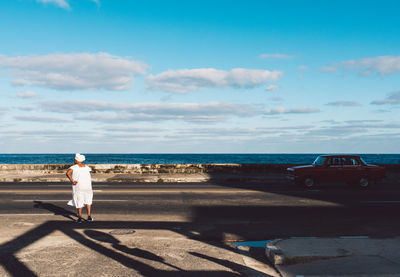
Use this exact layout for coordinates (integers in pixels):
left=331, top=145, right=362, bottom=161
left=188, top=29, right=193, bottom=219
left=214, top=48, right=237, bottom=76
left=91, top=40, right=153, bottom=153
left=75, top=153, right=85, bottom=162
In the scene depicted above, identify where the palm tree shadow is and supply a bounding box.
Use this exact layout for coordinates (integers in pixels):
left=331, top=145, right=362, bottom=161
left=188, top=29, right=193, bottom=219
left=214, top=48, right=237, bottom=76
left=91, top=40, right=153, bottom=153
left=33, top=201, right=76, bottom=221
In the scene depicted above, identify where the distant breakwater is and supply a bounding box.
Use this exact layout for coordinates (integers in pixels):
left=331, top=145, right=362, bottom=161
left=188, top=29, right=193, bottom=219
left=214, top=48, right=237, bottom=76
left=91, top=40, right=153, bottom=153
left=0, top=163, right=399, bottom=183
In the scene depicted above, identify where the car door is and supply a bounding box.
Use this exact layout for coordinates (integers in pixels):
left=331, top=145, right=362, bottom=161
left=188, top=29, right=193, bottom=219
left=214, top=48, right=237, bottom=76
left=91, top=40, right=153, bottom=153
left=321, top=157, right=343, bottom=182
left=341, top=157, right=363, bottom=183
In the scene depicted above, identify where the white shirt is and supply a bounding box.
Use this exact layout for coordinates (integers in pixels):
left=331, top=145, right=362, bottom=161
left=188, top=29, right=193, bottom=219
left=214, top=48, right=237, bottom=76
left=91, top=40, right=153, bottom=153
left=69, top=164, right=92, bottom=192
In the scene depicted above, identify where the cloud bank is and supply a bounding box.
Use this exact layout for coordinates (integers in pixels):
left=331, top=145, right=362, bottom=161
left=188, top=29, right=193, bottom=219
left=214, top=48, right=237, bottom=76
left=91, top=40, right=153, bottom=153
left=325, top=101, right=361, bottom=107
left=265, top=107, right=320, bottom=115
left=265, top=85, right=280, bottom=91
left=15, top=91, right=37, bottom=99
left=0, top=53, right=148, bottom=91
left=40, top=100, right=260, bottom=123
left=14, top=115, right=71, bottom=123
left=323, top=56, right=400, bottom=76
left=259, top=53, right=294, bottom=59
left=37, top=0, right=70, bottom=9
left=36, top=0, right=99, bottom=9
left=145, top=68, right=283, bottom=93
left=371, top=91, right=400, bottom=105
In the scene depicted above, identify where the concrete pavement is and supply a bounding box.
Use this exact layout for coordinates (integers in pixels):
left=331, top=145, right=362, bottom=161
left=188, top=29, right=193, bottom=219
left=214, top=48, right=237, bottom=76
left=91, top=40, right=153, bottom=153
left=0, top=214, right=279, bottom=277
left=266, top=237, right=400, bottom=276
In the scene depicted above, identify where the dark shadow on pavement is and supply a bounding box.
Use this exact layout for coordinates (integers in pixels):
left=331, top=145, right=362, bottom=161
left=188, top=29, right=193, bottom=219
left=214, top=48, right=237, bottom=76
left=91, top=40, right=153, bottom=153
left=190, top=251, right=275, bottom=277
left=85, top=230, right=182, bottom=271
left=0, top=255, right=38, bottom=277
left=33, top=201, right=76, bottom=221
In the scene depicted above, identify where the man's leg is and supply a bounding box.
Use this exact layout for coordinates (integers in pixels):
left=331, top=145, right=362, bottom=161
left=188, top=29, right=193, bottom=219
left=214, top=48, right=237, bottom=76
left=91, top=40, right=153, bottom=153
left=85, top=192, right=93, bottom=221
left=86, top=204, right=92, bottom=217
left=77, top=207, right=83, bottom=218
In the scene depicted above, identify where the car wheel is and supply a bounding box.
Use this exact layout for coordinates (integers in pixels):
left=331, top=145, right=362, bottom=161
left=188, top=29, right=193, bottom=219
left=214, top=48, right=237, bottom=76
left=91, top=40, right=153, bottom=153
left=303, top=177, right=315, bottom=188
left=359, top=177, right=370, bottom=189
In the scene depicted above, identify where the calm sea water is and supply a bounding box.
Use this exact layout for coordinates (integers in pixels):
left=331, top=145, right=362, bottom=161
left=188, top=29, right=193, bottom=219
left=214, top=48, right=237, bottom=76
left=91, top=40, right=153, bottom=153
left=0, top=154, right=399, bottom=164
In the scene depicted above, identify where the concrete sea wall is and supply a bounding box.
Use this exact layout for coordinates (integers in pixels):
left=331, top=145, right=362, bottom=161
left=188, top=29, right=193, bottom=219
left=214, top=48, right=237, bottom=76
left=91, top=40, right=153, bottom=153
left=0, top=164, right=399, bottom=183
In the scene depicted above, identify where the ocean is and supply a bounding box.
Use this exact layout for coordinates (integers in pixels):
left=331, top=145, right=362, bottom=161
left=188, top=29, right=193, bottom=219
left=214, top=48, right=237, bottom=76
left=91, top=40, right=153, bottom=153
left=0, top=154, right=399, bottom=164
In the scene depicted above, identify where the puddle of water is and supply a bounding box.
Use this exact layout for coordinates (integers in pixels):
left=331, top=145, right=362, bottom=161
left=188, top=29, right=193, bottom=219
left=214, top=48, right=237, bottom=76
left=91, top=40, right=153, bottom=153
left=233, top=240, right=272, bottom=248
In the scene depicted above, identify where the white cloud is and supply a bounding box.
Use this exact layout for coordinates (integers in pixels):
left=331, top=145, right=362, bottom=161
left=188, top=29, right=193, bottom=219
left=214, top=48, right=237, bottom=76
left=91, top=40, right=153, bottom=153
left=40, top=100, right=257, bottom=115
left=306, top=121, right=400, bottom=137
left=15, top=105, right=35, bottom=111
left=298, top=65, right=308, bottom=70
left=322, top=56, right=400, bottom=76
left=90, top=0, right=100, bottom=5
left=319, top=66, right=337, bottom=73
left=343, top=121, right=400, bottom=129
left=307, top=126, right=367, bottom=136
left=371, top=91, right=400, bottom=105
left=325, top=101, right=361, bottom=107
left=269, top=96, right=284, bottom=102
left=372, top=99, right=399, bottom=105
left=39, top=100, right=260, bottom=123
left=145, top=68, right=283, bottom=93
left=265, top=107, right=320, bottom=115
left=297, top=65, right=308, bottom=79
left=374, top=109, right=391, bottom=113
left=344, top=120, right=382, bottom=124
left=265, top=85, right=280, bottom=91
left=0, top=53, right=148, bottom=91
left=14, top=115, right=71, bottom=123
left=37, top=0, right=70, bottom=9
left=166, top=127, right=289, bottom=139
left=0, top=106, right=7, bottom=115
left=36, top=0, right=100, bottom=9
left=0, top=130, right=90, bottom=141
left=103, top=127, right=164, bottom=133
left=15, top=91, right=37, bottom=99
left=259, top=53, right=294, bottom=59
left=75, top=113, right=227, bottom=124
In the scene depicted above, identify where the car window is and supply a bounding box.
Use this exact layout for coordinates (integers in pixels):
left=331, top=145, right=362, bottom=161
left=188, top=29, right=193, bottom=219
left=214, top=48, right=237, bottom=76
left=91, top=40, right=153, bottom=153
left=327, top=157, right=341, bottom=166
left=359, top=157, right=367, bottom=165
left=313, top=156, right=326, bottom=165
left=344, top=157, right=360, bottom=166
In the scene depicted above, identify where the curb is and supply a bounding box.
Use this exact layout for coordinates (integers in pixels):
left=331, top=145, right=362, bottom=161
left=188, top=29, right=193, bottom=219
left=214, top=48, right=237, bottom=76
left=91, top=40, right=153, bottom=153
left=265, top=239, right=285, bottom=265
left=265, top=236, right=370, bottom=266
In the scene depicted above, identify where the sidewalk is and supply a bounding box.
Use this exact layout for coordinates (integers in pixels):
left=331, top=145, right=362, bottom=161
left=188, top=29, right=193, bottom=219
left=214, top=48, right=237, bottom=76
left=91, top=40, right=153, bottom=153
left=266, top=236, right=400, bottom=277
left=0, top=214, right=280, bottom=276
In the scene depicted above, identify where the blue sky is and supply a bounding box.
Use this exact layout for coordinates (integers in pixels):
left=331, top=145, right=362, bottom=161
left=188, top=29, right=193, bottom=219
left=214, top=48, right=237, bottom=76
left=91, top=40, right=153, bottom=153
left=0, top=0, right=399, bottom=153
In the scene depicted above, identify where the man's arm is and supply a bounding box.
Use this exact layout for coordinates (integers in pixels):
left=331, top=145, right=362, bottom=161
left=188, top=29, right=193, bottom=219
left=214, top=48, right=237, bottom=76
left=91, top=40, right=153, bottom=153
left=66, top=169, right=77, bottom=185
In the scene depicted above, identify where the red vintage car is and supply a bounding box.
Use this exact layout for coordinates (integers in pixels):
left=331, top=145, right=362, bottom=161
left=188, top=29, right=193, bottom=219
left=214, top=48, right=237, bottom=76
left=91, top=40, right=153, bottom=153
left=287, top=155, right=386, bottom=189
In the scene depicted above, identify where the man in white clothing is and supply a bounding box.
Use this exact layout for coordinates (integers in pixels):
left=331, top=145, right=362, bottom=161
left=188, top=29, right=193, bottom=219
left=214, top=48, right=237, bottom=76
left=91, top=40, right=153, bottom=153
left=66, top=153, right=93, bottom=223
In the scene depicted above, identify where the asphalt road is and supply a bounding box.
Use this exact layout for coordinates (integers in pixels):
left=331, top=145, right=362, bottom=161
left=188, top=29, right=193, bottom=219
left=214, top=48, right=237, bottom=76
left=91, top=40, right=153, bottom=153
left=1, top=181, right=400, bottom=240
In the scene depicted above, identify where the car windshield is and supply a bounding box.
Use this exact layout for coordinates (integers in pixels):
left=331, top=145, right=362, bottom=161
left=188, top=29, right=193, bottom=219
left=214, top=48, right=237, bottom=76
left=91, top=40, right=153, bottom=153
left=359, top=157, right=368, bottom=165
left=313, top=156, right=326, bottom=166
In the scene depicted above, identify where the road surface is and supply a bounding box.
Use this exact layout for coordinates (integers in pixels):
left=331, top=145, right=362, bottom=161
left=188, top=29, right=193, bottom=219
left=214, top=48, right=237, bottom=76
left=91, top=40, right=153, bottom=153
left=1, top=181, right=400, bottom=239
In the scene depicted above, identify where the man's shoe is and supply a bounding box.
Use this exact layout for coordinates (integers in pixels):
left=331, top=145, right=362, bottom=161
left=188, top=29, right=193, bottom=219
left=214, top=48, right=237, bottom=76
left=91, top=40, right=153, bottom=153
left=76, top=217, right=84, bottom=223
left=87, top=216, right=94, bottom=222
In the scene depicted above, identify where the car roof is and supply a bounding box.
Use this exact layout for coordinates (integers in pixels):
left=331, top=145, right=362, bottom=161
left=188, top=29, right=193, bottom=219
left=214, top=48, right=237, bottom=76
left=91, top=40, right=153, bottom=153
left=320, top=154, right=360, bottom=158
